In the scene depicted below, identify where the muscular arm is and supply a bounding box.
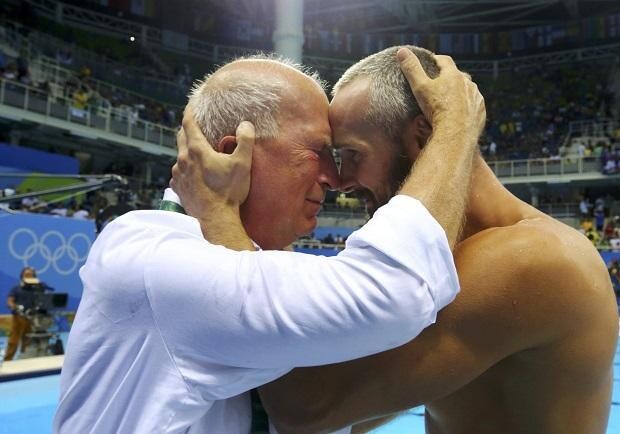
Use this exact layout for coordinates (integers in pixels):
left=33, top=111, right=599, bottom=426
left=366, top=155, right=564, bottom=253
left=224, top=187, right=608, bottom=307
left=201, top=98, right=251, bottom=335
left=259, top=225, right=598, bottom=432
left=395, top=51, right=485, bottom=248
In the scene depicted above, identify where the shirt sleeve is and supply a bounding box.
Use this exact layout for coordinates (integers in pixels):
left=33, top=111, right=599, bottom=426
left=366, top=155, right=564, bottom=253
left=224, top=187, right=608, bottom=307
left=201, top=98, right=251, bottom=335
left=145, top=195, right=459, bottom=369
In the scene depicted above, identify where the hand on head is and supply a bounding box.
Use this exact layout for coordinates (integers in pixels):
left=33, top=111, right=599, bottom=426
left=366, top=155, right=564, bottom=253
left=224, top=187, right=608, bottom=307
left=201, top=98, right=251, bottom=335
left=397, top=48, right=486, bottom=141
left=170, top=106, right=255, bottom=218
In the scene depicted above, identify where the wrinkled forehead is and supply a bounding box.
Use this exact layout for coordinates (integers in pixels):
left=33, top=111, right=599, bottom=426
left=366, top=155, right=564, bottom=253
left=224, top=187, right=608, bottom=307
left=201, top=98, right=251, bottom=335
left=280, top=81, right=332, bottom=144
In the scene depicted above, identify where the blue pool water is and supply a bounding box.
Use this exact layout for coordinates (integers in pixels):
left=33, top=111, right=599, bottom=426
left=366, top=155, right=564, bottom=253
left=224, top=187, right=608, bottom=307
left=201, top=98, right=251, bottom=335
left=2, top=343, right=620, bottom=433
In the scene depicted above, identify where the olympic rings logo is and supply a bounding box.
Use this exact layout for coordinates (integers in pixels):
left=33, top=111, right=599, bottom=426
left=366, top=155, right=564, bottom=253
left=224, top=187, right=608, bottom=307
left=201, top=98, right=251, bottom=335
left=8, top=228, right=92, bottom=276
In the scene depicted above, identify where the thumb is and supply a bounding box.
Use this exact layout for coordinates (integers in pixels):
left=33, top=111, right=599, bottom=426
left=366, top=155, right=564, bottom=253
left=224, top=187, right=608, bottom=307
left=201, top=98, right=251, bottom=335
left=233, top=121, right=255, bottom=162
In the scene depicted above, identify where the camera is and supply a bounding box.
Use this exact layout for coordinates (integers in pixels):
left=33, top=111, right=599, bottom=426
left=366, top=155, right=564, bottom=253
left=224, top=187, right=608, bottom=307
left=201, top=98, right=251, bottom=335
left=18, top=283, right=68, bottom=357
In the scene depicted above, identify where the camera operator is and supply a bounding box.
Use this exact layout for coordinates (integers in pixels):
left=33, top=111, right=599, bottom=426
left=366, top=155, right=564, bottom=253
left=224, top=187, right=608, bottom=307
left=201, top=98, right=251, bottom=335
left=4, top=266, right=48, bottom=361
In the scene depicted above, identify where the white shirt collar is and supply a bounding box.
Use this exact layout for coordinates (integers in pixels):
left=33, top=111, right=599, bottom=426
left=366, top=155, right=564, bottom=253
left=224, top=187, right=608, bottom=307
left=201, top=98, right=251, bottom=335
left=161, top=188, right=261, bottom=250
left=162, top=188, right=181, bottom=205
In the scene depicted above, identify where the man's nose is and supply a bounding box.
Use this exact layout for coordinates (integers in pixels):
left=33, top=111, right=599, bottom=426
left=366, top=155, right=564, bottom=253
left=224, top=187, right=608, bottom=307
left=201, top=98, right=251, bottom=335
left=337, top=160, right=358, bottom=193
left=318, top=150, right=341, bottom=191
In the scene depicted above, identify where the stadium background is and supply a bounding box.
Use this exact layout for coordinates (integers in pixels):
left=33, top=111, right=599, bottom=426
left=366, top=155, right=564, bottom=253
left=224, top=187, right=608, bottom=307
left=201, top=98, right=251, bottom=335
left=0, top=0, right=620, bottom=432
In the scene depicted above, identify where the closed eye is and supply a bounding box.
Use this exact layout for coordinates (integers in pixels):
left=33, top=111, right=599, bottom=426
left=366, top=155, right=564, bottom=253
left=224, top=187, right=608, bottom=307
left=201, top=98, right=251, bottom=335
left=340, top=149, right=361, bottom=164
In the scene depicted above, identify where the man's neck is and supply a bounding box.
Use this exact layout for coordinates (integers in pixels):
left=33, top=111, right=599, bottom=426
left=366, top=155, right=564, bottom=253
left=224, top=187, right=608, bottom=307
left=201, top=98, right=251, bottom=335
left=459, top=156, right=542, bottom=241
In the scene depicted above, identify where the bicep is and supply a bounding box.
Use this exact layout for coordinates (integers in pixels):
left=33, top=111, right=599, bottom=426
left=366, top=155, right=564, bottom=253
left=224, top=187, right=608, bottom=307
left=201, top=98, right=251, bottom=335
left=263, top=240, right=530, bottom=430
left=262, top=319, right=502, bottom=431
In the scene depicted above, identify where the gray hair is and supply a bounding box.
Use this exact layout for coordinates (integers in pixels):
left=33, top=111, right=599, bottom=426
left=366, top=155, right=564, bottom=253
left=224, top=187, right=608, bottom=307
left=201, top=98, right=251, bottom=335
left=333, top=45, right=439, bottom=143
left=188, top=53, right=326, bottom=147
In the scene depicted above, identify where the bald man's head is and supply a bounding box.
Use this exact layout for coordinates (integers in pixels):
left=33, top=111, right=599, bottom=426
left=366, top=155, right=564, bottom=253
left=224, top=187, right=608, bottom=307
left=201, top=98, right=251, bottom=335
left=185, top=55, right=335, bottom=251
left=188, top=55, right=325, bottom=147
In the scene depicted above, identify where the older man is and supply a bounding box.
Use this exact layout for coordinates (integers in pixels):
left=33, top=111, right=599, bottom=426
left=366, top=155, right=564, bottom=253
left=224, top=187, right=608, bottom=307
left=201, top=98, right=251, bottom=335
left=255, top=46, right=618, bottom=434
left=54, top=51, right=484, bottom=433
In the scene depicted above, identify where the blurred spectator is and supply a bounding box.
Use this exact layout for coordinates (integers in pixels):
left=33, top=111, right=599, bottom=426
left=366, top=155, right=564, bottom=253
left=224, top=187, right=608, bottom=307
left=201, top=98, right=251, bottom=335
left=71, top=204, right=90, bottom=219
left=577, top=142, right=586, bottom=157
left=488, top=139, right=497, bottom=159
left=3, top=62, right=17, bottom=80
left=594, top=205, right=605, bottom=232
left=20, top=190, right=40, bottom=210
left=16, top=51, right=29, bottom=84
left=579, top=197, right=592, bottom=218
left=50, top=203, right=68, bottom=217
left=0, top=48, right=7, bottom=72
left=71, top=85, right=90, bottom=117
left=584, top=224, right=601, bottom=246
left=56, top=48, right=74, bottom=66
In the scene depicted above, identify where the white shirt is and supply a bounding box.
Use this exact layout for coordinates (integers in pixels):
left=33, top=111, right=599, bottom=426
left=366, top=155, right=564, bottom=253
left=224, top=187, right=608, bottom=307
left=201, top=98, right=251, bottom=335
left=72, top=209, right=90, bottom=220
left=54, top=193, right=459, bottom=434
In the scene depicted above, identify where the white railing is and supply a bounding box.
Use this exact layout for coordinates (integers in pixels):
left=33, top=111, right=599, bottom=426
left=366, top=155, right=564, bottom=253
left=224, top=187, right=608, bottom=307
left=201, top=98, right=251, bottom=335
left=33, top=56, right=181, bottom=110
left=487, top=156, right=604, bottom=178
left=34, top=53, right=184, bottom=114
left=0, top=78, right=177, bottom=149
left=0, top=19, right=186, bottom=106
left=292, top=239, right=345, bottom=251
left=537, top=202, right=580, bottom=218
left=568, top=119, right=619, bottom=137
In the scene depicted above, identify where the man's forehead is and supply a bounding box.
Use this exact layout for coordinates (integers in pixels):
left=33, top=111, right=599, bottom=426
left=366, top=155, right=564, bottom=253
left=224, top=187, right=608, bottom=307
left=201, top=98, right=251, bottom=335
left=281, top=109, right=331, bottom=146
left=330, top=81, right=370, bottom=132
left=331, top=78, right=371, bottom=107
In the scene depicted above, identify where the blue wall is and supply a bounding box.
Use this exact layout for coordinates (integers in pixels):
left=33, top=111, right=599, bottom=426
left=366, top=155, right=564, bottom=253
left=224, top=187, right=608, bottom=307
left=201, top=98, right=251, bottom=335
left=312, top=227, right=355, bottom=240
left=602, top=252, right=620, bottom=265
left=0, top=213, right=96, bottom=314
left=0, top=142, right=79, bottom=176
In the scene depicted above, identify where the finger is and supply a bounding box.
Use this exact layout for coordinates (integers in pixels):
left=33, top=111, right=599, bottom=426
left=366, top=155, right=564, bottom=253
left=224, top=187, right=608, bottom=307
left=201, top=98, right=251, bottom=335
left=233, top=121, right=255, bottom=161
left=176, top=129, right=190, bottom=168
left=171, top=160, right=184, bottom=177
left=176, top=128, right=187, bottom=153
left=397, top=48, right=431, bottom=88
left=434, top=55, right=457, bottom=72
left=182, top=106, right=215, bottom=155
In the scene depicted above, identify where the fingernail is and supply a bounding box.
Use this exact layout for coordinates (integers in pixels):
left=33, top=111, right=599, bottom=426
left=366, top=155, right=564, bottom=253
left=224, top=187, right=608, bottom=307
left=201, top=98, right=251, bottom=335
left=397, top=48, right=409, bottom=62
left=238, top=121, right=255, bottom=134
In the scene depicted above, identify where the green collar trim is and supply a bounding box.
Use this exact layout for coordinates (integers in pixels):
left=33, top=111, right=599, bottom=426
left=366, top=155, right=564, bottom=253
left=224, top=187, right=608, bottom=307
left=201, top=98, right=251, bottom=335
left=250, top=389, right=269, bottom=433
left=159, top=200, right=186, bottom=215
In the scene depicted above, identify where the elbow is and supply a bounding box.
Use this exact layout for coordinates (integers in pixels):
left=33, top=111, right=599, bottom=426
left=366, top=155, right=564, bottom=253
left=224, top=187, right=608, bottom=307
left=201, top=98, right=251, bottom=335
left=389, top=285, right=438, bottom=342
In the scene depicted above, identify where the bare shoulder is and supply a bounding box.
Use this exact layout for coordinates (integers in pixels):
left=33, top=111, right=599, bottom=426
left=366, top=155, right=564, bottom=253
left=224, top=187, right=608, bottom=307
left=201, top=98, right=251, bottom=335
left=453, top=217, right=615, bottom=344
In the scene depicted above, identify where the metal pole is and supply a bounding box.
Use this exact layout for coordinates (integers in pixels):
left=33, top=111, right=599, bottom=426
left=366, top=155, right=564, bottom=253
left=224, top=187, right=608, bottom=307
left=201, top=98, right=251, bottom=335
left=273, top=0, right=304, bottom=63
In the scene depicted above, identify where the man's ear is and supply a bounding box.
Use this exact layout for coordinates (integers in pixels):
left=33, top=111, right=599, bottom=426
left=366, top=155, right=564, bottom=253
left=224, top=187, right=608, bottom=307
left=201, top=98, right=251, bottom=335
left=217, top=135, right=237, bottom=154
left=401, top=114, right=433, bottom=161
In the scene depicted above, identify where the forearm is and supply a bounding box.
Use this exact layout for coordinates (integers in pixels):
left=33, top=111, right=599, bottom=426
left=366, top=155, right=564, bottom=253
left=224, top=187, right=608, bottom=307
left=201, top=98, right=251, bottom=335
left=399, top=124, right=477, bottom=248
left=196, top=205, right=255, bottom=251
left=7, top=297, right=16, bottom=311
